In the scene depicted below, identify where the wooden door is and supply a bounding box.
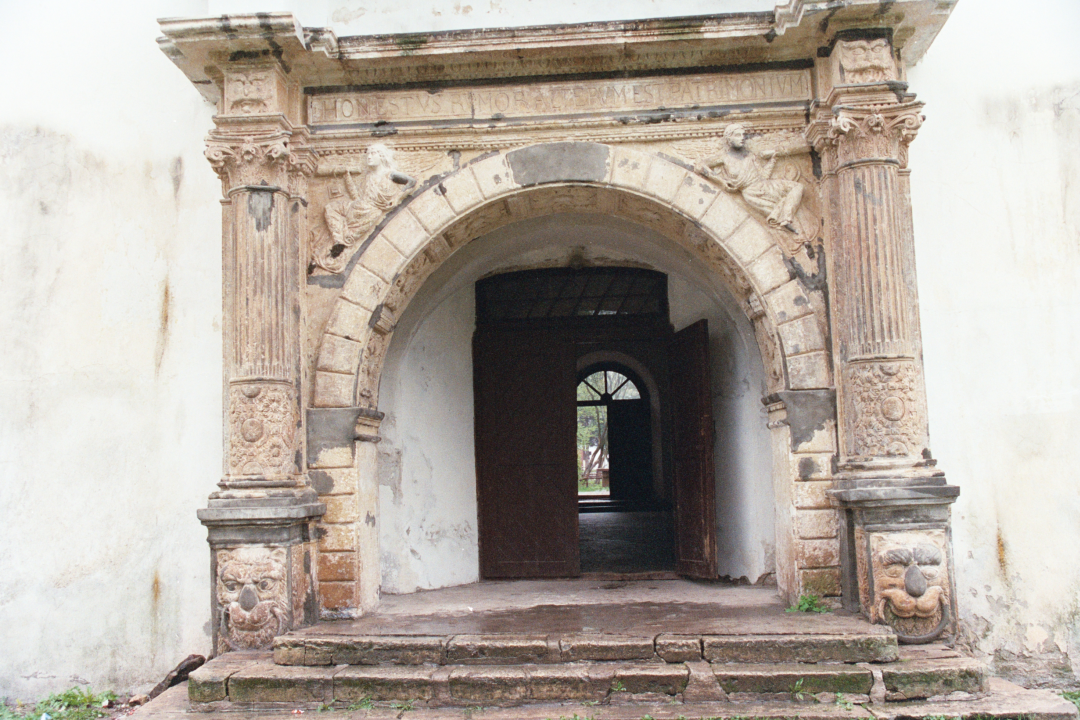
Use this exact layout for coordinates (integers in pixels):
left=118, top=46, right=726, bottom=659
left=473, top=329, right=579, bottom=578
left=670, top=319, right=717, bottom=578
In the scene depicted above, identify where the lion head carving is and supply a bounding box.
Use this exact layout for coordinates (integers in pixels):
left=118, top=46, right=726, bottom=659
left=216, top=547, right=290, bottom=651
left=874, top=540, right=949, bottom=643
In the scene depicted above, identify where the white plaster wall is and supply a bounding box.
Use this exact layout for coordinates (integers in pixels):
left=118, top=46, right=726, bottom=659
left=0, top=0, right=223, bottom=701
left=377, top=287, right=480, bottom=594
left=376, top=213, right=773, bottom=594
left=908, top=0, right=1080, bottom=685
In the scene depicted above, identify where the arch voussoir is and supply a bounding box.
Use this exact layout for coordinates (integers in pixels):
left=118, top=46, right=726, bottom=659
left=311, top=142, right=826, bottom=409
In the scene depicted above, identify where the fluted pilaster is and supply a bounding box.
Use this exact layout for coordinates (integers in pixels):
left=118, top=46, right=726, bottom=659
left=807, top=34, right=958, bottom=642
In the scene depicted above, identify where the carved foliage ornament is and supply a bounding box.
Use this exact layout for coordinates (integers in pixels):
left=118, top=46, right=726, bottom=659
left=846, top=360, right=923, bottom=459
left=205, top=134, right=315, bottom=193
left=870, top=531, right=951, bottom=643
left=813, top=108, right=924, bottom=170
left=837, top=39, right=897, bottom=84
left=225, top=70, right=274, bottom=115
left=216, top=547, right=290, bottom=652
left=228, top=381, right=298, bottom=478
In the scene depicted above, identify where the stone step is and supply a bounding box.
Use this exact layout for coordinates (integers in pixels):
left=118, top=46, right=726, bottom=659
left=188, top=650, right=988, bottom=709
left=144, top=680, right=1080, bottom=720
left=272, top=631, right=899, bottom=666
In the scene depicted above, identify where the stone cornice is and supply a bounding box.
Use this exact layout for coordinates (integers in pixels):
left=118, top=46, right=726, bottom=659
left=158, top=1, right=956, bottom=104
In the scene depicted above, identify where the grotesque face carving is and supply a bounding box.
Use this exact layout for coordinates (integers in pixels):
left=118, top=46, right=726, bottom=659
left=216, top=547, right=290, bottom=651
left=837, top=39, right=896, bottom=84
left=873, top=536, right=950, bottom=643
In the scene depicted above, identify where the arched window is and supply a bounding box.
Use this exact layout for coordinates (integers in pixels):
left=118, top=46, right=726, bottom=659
left=578, top=370, right=641, bottom=402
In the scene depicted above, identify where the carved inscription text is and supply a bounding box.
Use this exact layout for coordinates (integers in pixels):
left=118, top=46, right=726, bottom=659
left=308, top=70, right=811, bottom=126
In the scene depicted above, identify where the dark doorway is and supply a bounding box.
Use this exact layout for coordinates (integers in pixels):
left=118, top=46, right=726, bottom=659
left=473, top=267, right=716, bottom=579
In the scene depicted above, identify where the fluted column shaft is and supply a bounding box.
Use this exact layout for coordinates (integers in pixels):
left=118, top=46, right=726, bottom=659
left=813, top=90, right=931, bottom=473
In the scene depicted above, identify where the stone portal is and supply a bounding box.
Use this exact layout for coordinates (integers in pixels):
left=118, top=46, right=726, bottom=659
left=157, top=0, right=961, bottom=652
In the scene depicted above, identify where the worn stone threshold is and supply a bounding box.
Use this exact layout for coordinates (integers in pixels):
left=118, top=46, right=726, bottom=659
left=144, top=680, right=1079, bottom=719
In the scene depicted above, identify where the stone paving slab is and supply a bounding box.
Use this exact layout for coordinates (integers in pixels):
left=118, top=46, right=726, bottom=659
left=702, top=633, right=897, bottom=663
left=560, top=634, right=656, bottom=662
left=144, top=680, right=1080, bottom=720
left=288, top=580, right=891, bottom=638
left=882, top=654, right=987, bottom=700
left=192, top=646, right=986, bottom=708
left=276, top=632, right=897, bottom=667
left=228, top=659, right=337, bottom=704
left=336, top=665, right=441, bottom=702
left=711, top=662, right=873, bottom=695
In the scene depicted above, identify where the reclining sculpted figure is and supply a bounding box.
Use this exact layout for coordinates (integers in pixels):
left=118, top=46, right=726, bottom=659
left=697, top=123, right=804, bottom=233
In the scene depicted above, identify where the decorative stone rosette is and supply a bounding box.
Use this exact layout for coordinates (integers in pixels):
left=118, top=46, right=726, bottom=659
left=228, top=381, right=299, bottom=478
left=844, top=359, right=925, bottom=459
left=869, top=530, right=952, bottom=643
left=215, top=546, right=291, bottom=653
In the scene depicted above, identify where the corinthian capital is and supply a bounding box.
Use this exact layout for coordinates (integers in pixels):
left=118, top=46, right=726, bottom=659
left=807, top=100, right=924, bottom=173
left=205, top=129, right=307, bottom=194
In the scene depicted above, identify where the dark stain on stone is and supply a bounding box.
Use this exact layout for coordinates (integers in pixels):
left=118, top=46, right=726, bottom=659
left=368, top=303, right=385, bottom=328
left=656, top=151, right=695, bottom=173
left=307, top=407, right=366, bottom=467
left=997, top=528, right=1008, bottom=580
left=38, top=201, right=48, bottom=215
left=313, top=526, right=328, bottom=540
left=817, top=5, right=843, bottom=35
left=365, top=512, right=376, bottom=527
left=775, top=389, right=836, bottom=449
left=154, top=278, right=170, bottom=375
left=303, top=550, right=311, bottom=574
left=810, top=147, right=823, bottom=179
left=873, top=2, right=896, bottom=19
left=228, top=49, right=269, bottom=62
left=169, top=156, right=183, bottom=199
left=764, top=29, right=777, bottom=43
left=247, top=190, right=274, bottom=232
left=310, top=470, right=335, bottom=495
left=507, top=142, right=609, bottom=187
left=783, top=248, right=827, bottom=294
left=798, top=456, right=819, bottom=479
left=256, top=13, right=291, bottom=73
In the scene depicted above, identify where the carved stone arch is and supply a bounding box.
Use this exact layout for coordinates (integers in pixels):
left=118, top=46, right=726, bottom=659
left=312, top=142, right=830, bottom=411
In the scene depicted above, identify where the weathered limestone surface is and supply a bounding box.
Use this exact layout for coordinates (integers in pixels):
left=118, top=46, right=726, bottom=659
left=155, top=0, right=967, bottom=647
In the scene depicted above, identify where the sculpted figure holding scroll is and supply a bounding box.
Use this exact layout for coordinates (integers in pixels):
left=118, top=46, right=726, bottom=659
left=698, top=123, right=803, bottom=233
left=315, top=144, right=417, bottom=273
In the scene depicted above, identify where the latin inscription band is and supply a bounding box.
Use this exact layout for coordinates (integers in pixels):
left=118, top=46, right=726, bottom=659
left=308, top=70, right=811, bottom=126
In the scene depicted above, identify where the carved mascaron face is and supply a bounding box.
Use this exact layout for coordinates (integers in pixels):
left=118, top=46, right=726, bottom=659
left=874, top=540, right=950, bottom=642
left=216, top=547, right=290, bottom=651
left=837, top=39, right=896, bottom=84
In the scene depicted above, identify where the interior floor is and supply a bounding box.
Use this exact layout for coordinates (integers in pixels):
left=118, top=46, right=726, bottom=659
left=579, top=510, right=675, bottom=574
